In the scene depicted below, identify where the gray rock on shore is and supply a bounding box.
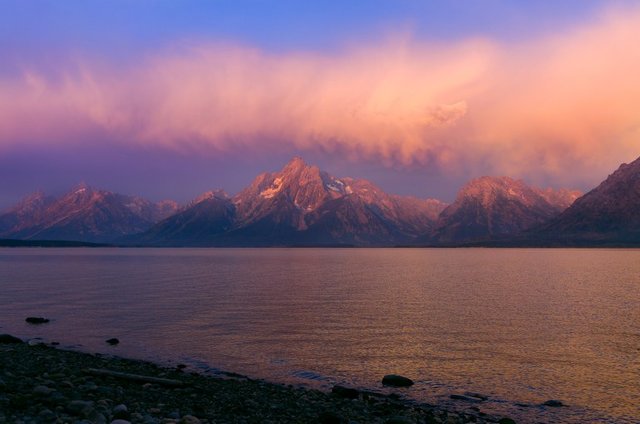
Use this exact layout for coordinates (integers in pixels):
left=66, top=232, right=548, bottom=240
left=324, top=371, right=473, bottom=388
left=381, top=374, right=414, bottom=387
left=113, top=404, right=129, bottom=419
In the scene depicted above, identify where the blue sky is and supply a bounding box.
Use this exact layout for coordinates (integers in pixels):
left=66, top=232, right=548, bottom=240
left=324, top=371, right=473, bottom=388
left=1, top=0, right=624, bottom=60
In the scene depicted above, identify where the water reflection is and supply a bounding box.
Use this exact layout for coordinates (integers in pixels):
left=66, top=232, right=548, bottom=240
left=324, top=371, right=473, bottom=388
left=1, top=248, right=639, bottom=423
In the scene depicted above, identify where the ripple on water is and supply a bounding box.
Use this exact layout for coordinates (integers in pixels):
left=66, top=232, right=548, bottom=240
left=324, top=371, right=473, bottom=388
left=0, top=247, right=639, bottom=423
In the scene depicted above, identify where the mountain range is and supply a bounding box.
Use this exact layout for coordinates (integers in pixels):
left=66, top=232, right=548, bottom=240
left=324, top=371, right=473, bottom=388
left=133, top=157, right=446, bottom=246
left=0, top=183, right=178, bottom=243
left=2, top=155, right=640, bottom=246
left=425, top=176, right=581, bottom=244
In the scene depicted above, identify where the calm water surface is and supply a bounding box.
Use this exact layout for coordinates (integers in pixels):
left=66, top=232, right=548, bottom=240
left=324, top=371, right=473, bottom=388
left=1, top=248, right=639, bottom=423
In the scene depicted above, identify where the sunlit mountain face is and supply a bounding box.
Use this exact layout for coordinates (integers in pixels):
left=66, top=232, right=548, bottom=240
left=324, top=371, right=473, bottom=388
left=425, top=177, right=582, bottom=243
left=130, top=157, right=449, bottom=246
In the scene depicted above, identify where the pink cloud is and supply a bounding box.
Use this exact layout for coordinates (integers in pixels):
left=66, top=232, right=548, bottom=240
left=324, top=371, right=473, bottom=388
left=1, top=5, right=640, bottom=187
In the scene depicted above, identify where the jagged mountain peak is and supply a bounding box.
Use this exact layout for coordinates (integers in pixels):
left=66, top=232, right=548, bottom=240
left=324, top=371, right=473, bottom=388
left=69, top=181, right=97, bottom=194
left=282, top=156, right=308, bottom=172
left=6, top=190, right=51, bottom=212
left=457, top=176, right=538, bottom=207
left=61, top=183, right=114, bottom=204
left=0, top=190, right=55, bottom=235
left=457, top=176, right=525, bottom=196
left=138, top=157, right=448, bottom=246
left=192, top=190, right=229, bottom=205
left=234, top=158, right=351, bottom=219
left=455, top=176, right=580, bottom=211
left=72, top=181, right=90, bottom=190
left=428, top=175, right=579, bottom=243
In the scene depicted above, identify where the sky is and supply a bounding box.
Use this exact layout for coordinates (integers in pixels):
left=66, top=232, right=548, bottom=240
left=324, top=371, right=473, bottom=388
left=1, top=0, right=640, bottom=208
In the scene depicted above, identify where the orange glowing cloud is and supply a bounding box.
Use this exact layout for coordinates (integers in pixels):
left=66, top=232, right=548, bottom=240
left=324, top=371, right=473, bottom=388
left=1, top=5, right=640, bottom=186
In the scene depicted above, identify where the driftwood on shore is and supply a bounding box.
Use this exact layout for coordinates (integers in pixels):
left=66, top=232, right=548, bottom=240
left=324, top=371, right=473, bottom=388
left=83, top=367, right=186, bottom=387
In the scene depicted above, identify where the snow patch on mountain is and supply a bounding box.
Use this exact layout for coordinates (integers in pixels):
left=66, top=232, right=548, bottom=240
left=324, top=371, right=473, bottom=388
left=260, top=177, right=283, bottom=199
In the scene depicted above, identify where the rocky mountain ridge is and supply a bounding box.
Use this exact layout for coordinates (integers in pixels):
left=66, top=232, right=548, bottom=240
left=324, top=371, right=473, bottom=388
left=531, top=156, right=640, bottom=244
left=137, top=157, right=448, bottom=246
left=0, top=184, right=178, bottom=243
left=425, top=176, right=581, bottom=243
left=8, top=153, right=632, bottom=246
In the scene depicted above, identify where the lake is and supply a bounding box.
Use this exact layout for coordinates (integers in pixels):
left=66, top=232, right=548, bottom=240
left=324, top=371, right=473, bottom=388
left=1, top=248, right=638, bottom=423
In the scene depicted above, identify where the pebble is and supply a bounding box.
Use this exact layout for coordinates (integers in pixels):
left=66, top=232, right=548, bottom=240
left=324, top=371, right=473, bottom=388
left=81, top=381, right=99, bottom=391
left=38, top=409, right=57, bottom=422
left=33, top=385, right=54, bottom=396
left=67, top=400, right=95, bottom=416
left=106, top=338, right=120, bottom=345
left=111, top=420, right=132, bottom=424
left=130, top=413, right=145, bottom=421
left=89, top=410, right=107, bottom=424
left=113, top=404, right=129, bottom=419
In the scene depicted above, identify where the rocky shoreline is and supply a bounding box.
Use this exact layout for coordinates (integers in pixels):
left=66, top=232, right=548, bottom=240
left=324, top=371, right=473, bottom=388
left=0, top=334, right=517, bottom=424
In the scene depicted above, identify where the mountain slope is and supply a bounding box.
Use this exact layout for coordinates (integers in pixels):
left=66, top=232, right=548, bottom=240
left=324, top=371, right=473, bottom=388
left=131, top=191, right=234, bottom=245
left=133, top=157, right=447, bottom=246
left=0, top=191, right=54, bottom=235
left=426, top=176, right=580, bottom=243
left=532, top=156, right=640, bottom=244
left=0, top=184, right=178, bottom=243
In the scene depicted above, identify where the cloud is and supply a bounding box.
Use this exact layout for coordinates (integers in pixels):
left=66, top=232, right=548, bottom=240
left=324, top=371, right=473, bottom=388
left=1, top=5, right=640, bottom=187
